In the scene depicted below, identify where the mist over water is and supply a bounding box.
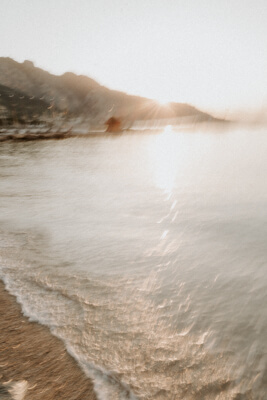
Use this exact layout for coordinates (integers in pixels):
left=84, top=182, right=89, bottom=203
left=0, top=125, right=267, bottom=399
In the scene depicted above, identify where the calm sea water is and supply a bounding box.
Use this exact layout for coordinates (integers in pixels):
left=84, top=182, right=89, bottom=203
left=0, top=124, right=267, bottom=399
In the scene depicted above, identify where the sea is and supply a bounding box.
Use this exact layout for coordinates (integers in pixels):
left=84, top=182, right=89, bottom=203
left=0, top=124, right=266, bottom=399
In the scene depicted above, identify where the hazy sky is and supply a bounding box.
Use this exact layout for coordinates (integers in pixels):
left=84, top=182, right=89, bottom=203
left=1, top=0, right=267, bottom=115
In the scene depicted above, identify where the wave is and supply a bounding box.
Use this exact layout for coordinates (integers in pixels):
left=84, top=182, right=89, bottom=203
left=1, top=243, right=266, bottom=399
left=0, top=262, right=139, bottom=400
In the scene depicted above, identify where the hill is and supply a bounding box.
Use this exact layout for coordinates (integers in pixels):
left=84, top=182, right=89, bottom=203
left=0, top=57, right=218, bottom=127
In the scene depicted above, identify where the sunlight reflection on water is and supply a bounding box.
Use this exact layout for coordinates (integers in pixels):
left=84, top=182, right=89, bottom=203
left=148, top=125, right=181, bottom=195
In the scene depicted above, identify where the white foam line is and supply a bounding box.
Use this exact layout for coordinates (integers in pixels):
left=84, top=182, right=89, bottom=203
left=3, top=380, right=28, bottom=400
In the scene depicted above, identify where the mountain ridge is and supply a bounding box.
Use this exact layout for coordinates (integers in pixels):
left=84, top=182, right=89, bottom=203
left=0, top=57, right=219, bottom=126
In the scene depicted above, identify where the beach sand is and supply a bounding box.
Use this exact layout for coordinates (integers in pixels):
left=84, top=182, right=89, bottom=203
left=0, top=281, right=97, bottom=400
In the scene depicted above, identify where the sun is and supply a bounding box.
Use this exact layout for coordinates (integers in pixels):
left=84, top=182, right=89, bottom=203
left=155, top=97, right=171, bottom=106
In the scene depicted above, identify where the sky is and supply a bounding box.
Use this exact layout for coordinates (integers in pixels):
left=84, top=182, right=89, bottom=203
left=1, top=0, right=267, bottom=117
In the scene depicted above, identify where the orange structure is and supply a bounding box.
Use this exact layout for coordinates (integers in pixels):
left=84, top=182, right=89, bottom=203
left=105, top=117, right=122, bottom=133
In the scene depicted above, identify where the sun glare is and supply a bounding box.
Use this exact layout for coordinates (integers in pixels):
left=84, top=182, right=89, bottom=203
left=148, top=125, right=180, bottom=195
left=156, top=98, right=171, bottom=107
left=163, top=125, right=173, bottom=135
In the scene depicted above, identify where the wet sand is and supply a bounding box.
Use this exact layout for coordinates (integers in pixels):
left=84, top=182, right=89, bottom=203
left=0, top=281, right=97, bottom=400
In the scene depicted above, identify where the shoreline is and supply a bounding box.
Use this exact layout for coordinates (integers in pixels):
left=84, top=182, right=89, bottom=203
left=0, top=120, right=232, bottom=142
left=0, top=280, right=97, bottom=400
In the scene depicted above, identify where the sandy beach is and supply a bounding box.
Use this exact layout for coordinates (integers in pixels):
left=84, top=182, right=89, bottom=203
left=0, top=281, right=97, bottom=400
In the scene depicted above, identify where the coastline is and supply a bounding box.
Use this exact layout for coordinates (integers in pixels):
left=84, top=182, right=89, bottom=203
left=0, top=280, right=97, bottom=400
